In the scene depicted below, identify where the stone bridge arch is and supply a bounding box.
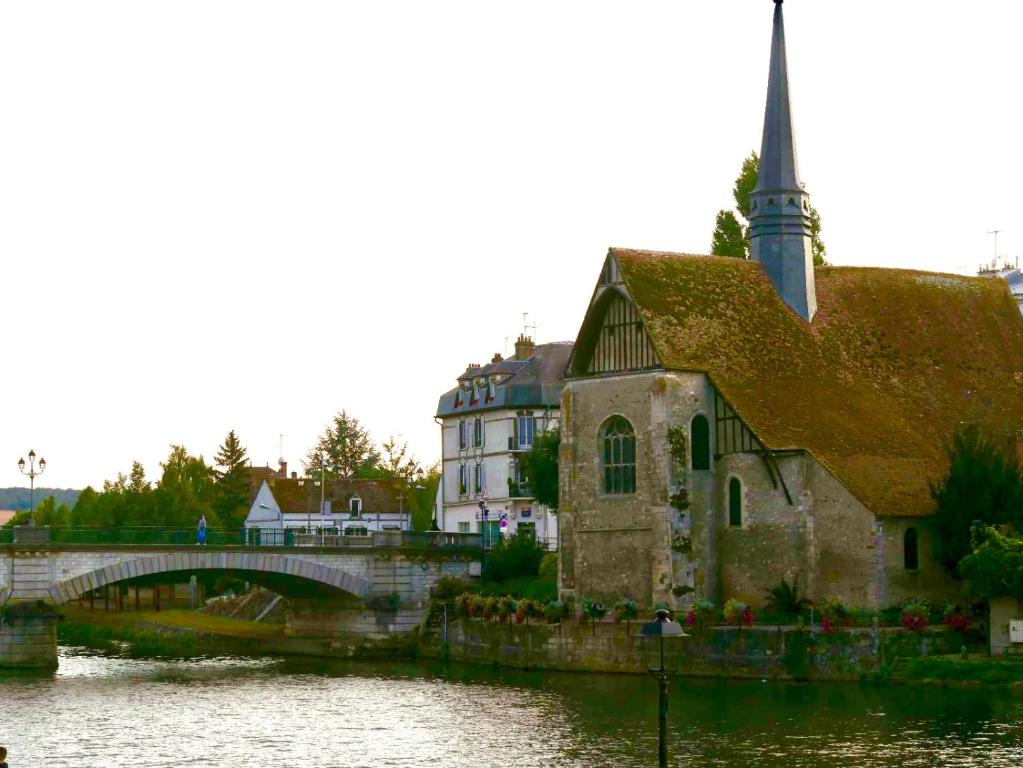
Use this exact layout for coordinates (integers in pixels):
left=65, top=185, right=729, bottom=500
left=48, top=551, right=372, bottom=605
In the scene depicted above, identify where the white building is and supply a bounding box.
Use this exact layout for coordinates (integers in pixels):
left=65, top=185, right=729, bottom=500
left=978, top=264, right=1023, bottom=314
left=435, top=334, right=571, bottom=550
left=244, top=471, right=411, bottom=543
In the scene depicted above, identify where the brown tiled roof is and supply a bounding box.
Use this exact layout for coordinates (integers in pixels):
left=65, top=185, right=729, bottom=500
left=246, top=466, right=281, bottom=502
left=612, top=248, right=1023, bottom=517
left=266, top=477, right=402, bottom=515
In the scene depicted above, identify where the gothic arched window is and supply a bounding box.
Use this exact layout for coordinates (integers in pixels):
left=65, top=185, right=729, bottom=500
left=691, top=415, right=711, bottom=471
left=904, top=528, right=919, bottom=571
left=601, top=416, right=636, bottom=495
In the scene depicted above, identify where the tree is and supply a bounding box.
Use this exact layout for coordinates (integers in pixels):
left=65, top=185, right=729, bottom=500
left=304, top=410, right=381, bottom=480
left=214, top=430, right=251, bottom=528
left=379, top=436, right=421, bottom=484
left=930, top=426, right=1023, bottom=573
left=711, top=151, right=826, bottom=265
left=959, top=524, right=1023, bottom=599
left=154, top=445, right=217, bottom=528
left=519, top=427, right=560, bottom=512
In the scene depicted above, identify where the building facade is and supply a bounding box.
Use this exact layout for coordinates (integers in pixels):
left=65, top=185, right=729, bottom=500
left=244, top=469, right=411, bottom=538
left=557, top=2, right=1023, bottom=612
left=435, top=335, right=571, bottom=550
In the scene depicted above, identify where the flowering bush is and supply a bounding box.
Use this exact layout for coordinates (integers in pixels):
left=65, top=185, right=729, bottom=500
left=496, top=596, right=517, bottom=623
left=685, top=599, right=716, bottom=631
left=613, top=599, right=639, bottom=625
left=901, top=601, right=929, bottom=632
left=819, top=598, right=850, bottom=633
left=942, top=602, right=970, bottom=631
left=543, top=600, right=569, bottom=624
left=723, top=599, right=755, bottom=627
left=454, top=593, right=473, bottom=618
left=515, top=598, right=542, bottom=624
left=582, top=599, right=608, bottom=622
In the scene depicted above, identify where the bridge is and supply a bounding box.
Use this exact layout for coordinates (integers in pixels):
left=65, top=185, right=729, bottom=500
left=0, top=526, right=482, bottom=668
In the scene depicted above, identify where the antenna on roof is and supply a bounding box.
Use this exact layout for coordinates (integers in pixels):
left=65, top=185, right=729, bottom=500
left=988, top=229, right=1002, bottom=268
left=522, top=311, right=537, bottom=340
left=278, top=433, right=285, bottom=464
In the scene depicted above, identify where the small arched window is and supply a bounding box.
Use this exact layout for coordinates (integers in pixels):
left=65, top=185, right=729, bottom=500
left=904, top=527, right=919, bottom=571
left=691, top=415, right=711, bottom=471
left=728, top=477, right=743, bottom=527
left=350, top=495, right=362, bottom=517
left=601, top=416, right=636, bottom=495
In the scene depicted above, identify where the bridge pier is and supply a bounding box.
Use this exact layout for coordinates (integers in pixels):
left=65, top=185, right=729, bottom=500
left=0, top=604, right=59, bottom=669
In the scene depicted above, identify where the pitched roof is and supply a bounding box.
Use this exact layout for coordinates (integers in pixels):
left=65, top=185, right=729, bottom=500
left=436, top=342, right=573, bottom=418
left=611, top=248, right=1023, bottom=517
left=266, top=477, right=401, bottom=514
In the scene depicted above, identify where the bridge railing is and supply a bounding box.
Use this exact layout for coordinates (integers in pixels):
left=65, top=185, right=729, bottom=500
left=3, top=525, right=483, bottom=551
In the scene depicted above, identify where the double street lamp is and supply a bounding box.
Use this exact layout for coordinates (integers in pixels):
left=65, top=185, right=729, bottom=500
left=17, top=450, right=46, bottom=526
left=639, top=608, right=688, bottom=768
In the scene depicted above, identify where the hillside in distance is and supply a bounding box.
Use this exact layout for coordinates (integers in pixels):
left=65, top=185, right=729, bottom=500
left=0, top=487, right=81, bottom=510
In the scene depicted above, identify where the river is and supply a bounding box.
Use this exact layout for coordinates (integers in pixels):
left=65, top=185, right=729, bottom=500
left=1, top=648, right=1021, bottom=767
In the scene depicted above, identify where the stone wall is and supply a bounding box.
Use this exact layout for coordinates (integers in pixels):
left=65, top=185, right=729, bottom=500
left=426, top=619, right=972, bottom=681
left=560, top=369, right=962, bottom=613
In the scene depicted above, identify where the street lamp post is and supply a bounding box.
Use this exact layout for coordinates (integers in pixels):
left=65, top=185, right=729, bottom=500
left=17, top=450, right=46, bottom=526
left=639, top=608, right=688, bottom=768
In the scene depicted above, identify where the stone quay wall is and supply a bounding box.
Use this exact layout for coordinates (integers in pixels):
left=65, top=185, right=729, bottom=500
left=422, top=619, right=972, bottom=681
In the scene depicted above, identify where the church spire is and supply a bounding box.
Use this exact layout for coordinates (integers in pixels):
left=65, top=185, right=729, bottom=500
left=749, top=0, right=817, bottom=322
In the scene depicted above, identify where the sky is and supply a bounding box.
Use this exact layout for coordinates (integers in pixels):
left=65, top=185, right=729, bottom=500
left=2, top=1, right=1022, bottom=491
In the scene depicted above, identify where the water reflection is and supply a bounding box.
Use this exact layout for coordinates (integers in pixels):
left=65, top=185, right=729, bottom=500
left=0, top=649, right=1020, bottom=767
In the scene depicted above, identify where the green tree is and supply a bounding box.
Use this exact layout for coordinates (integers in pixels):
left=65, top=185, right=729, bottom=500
left=930, top=426, right=1023, bottom=573
left=959, top=524, right=1023, bottom=599
left=154, top=445, right=217, bottom=528
left=379, top=436, right=421, bottom=484
left=711, top=151, right=826, bottom=265
left=519, top=428, right=560, bottom=512
left=305, top=410, right=381, bottom=480
left=1, top=496, right=71, bottom=528
left=214, top=430, right=250, bottom=528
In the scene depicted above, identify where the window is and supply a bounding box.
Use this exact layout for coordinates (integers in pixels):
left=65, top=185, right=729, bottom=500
left=728, top=477, right=743, bottom=527
left=691, top=415, right=711, bottom=471
left=457, top=522, right=470, bottom=534
left=458, top=420, right=467, bottom=450
left=904, top=528, right=919, bottom=571
left=601, top=416, right=636, bottom=494
left=473, top=417, right=484, bottom=448
left=471, top=384, right=480, bottom=405
left=474, top=462, right=485, bottom=495
left=486, top=382, right=495, bottom=403
left=349, top=495, right=362, bottom=517
left=517, top=415, right=535, bottom=449
left=458, top=464, right=468, bottom=496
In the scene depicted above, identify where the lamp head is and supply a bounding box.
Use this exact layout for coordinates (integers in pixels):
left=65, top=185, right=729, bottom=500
left=28, top=450, right=35, bottom=461
left=18, top=457, right=25, bottom=471
left=38, top=458, right=46, bottom=471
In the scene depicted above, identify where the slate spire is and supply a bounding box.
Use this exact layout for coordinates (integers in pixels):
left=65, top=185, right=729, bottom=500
left=749, top=0, right=817, bottom=322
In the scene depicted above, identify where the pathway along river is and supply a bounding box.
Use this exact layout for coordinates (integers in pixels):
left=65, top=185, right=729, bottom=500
left=2, top=648, right=1022, bottom=767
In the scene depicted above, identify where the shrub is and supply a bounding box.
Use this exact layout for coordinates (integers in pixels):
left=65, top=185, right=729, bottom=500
left=901, top=600, right=929, bottom=632
left=942, top=602, right=970, bottom=631
left=468, top=594, right=487, bottom=619
left=484, top=533, right=546, bottom=583
left=481, top=595, right=499, bottom=621
left=544, top=600, right=569, bottom=624
left=765, top=577, right=809, bottom=617
left=432, top=576, right=468, bottom=601
left=685, top=599, right=716, bottom=630
left=582, top=599, right=608, bottom=622
left=538, top=552, right=558, bottom=581
left=819, top=598, right=850, bottom=633
left=723, top=598, right=755, bottom=628
left=613, top=599, right=638, bottom=624
left=496, top=596, right=517, bottom=623
left=515, top=598, right=543, bottom=624
left=454, top=592, right=473, bottom=618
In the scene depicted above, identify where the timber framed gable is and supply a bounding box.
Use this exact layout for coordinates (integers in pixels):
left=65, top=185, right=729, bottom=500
left=569, top=253, right=661, bottom=378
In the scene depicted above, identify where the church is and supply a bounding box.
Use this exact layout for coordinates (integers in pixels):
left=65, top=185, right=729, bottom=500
left=556, top=0, right=1023, bottom=611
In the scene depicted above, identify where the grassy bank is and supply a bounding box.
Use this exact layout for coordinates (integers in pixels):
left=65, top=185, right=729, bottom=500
left=59, top=606, right=283, bottom=657
left=898, top=656, right=1023, bottom=686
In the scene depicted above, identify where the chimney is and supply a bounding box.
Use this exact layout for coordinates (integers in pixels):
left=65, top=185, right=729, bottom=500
left=491, top=352, right=504, bottom=363
left=291, top=471, right=298, bottom=480
left=513, top=334, right=535, bottom=360
left=279, top=459, right=287, bottom=478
